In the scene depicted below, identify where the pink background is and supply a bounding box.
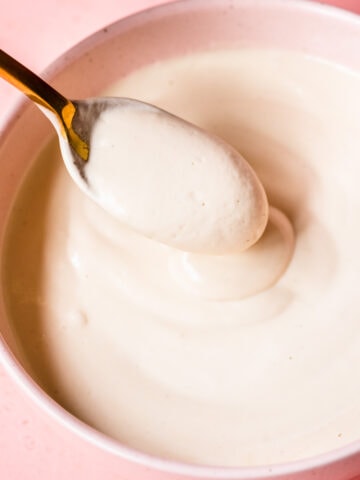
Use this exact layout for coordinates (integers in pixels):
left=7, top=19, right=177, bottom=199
left=0, top=0, right=360, bottom=478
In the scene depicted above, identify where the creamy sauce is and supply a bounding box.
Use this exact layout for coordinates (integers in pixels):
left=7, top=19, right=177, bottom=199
left=3, top=49, right=360, bottom=466
left=80, top=101, right=269, bottom=254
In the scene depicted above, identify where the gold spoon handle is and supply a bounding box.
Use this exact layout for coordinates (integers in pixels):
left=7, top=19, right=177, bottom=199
left=0, top=49, right=89, bottom=160
left=0, top=48, right=70, bottom=117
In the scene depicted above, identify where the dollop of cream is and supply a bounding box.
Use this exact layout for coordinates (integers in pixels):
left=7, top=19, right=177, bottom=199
left=81, top=102, right=268, bottom=254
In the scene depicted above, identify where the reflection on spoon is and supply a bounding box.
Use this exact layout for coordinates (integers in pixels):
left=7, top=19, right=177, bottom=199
left=0, top=49, right=268, bottom=254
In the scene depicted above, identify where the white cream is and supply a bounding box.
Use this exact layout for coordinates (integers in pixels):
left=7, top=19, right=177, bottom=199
left=77, top=101, right=268, bottom=254
left=170, top=206, right=294, bottom=300
left=3, top=48, right=360, bottom=467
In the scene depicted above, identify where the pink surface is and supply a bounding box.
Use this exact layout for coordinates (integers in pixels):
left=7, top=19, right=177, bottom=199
left=1, top=0, right=360, bottom=479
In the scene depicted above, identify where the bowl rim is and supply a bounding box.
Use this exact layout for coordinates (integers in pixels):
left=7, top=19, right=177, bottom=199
left=1, top=0, right=360, bottom=478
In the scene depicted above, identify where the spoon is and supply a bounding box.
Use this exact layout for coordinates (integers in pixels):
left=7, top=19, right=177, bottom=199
left=0, top=48, right=269, bottom=254
left=0, top=49, right=89, bottom=160
left=0, top=49, right=139, bottom=178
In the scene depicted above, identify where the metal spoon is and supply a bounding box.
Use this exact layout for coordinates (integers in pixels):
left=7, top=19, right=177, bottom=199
left=0, top=48, right=269, bottom=254
left=0, top=49, right=90, bottom=169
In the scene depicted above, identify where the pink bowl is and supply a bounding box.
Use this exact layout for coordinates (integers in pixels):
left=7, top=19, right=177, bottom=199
left=1, top=1, right=360, bottom=479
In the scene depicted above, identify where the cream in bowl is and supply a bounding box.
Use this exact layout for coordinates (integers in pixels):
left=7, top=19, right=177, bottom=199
left=1, top=1, right=360, bottom=480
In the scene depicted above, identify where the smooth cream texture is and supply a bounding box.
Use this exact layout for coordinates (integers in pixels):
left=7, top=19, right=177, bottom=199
left=81, top=101, right=268, bottom=254
left=170, top=206, right=294, bottom=300
left=3, top=49, right=360, bottom=466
